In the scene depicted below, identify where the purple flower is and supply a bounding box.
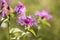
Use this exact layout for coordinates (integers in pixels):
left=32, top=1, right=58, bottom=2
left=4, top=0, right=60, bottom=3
left=18, top=15, right=37, bottom=27
left=1, top=7, right=8, bottom=17
left=15, top=2, right=26, bottom=15
left=35, top=10, right=52, bottom=19
left=0, top=0, right=8, bottom=8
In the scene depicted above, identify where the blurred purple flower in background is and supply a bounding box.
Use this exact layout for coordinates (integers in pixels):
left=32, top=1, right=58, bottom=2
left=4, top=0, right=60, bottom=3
left=15, top=2, right=26, bottom=15
left=35, top=10, right=52, bottom=19
left=1, top=7, right=8, bottom=17
left=0, top=0, right=7, bottom=18
left=18, top=15, right=37, bottom=27
left=0, top=0, right=13, bottom=18
left=0, top=0, right=8, bottom=8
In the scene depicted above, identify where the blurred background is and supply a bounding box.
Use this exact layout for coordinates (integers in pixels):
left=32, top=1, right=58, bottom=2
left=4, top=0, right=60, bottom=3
left=0, top=0, right=60, bottom=40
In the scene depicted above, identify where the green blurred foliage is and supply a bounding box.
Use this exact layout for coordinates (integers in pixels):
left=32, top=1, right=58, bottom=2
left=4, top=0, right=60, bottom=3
left=10, top=0, right=60, bottom=40
left=0, top=0, right=60, bottom=40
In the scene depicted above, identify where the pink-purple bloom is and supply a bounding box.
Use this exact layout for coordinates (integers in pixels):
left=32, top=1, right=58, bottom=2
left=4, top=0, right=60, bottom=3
left=0, top=0, right=8, bottom=18
left=15, top=2, right=26, bottom=15
left=18, top=15, right=37, bottom=27
left=0, top=0, right=8, bottom=8
left=35, top=10, right=52, bottom=19
left=1, top=8, right=8, bottom=17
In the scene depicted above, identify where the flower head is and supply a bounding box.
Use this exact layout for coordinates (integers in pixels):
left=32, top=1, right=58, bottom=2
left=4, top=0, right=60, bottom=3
left=18, top=15, right=37, bottom=27
left=15, top=2, right=26, bottom=15
left=0, top=0, right=8, bottom=9
left=35, top=10, right=52, bottom=19
left=0, top=0, right=13, bottom=18
left=1, top=7, right=8, bottom=17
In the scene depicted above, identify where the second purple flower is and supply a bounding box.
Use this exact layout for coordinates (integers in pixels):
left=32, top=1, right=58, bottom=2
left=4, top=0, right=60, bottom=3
left=15, top=2, right=26, bottom=15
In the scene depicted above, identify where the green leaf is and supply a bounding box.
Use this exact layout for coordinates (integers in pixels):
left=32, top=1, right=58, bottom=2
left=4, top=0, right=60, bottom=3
left=10, top=13, right=14, bottom=17
left=42, top=20, right=51, bottom=27
left=28, top=28, right=36, bottom=36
